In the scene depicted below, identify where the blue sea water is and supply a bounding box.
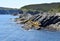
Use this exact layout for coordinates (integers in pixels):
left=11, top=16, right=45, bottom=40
left=0, top=15, right=60, bottom=41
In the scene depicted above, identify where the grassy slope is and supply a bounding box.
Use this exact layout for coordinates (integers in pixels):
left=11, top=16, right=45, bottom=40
left=20, top=2, right=60, bottom=12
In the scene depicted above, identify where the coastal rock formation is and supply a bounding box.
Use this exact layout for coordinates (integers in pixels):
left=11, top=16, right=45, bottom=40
left=15, top=12, right=60, bottom=31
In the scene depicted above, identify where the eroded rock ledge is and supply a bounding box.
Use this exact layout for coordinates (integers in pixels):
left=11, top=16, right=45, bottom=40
left=15, top=12, right=60, bottom=31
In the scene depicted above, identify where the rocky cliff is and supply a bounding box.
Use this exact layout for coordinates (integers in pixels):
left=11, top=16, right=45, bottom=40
left=15, top=12, right=60, bottom=31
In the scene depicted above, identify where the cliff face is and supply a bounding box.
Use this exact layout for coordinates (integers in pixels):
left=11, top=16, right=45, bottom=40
left=15, top=12, right=60, bottom=31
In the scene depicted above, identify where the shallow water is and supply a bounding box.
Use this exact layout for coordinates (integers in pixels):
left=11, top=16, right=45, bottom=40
left=0, top=15, right=60, bottom=41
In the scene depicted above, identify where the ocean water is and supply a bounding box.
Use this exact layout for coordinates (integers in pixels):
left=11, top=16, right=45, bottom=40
left=0, top=15, right=60, bottom=41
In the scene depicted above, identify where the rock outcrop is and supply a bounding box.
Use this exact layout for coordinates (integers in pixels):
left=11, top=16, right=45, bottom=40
left=15, top=12, right=60, bottom=31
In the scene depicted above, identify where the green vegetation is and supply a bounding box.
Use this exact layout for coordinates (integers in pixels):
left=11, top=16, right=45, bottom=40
left=0, top=7, right=20, bottom=14
left=20, top=2, right=60, bottom=12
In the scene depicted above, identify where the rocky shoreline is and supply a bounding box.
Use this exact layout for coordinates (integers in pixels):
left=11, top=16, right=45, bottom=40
left=15, top=11, right=60, bottom=31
